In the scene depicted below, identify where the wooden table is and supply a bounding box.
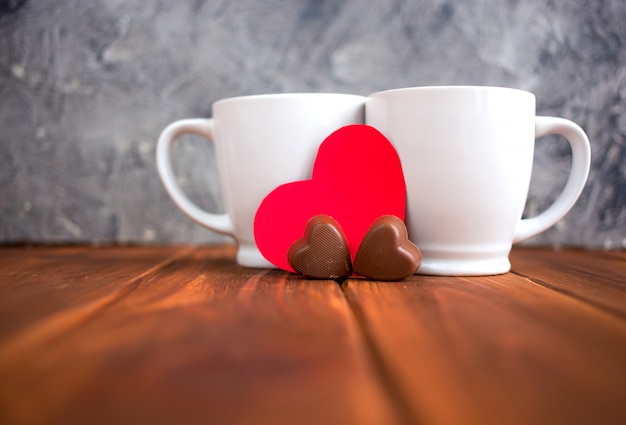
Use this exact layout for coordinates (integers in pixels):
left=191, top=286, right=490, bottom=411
left=0, top=245, right=624, bottom=425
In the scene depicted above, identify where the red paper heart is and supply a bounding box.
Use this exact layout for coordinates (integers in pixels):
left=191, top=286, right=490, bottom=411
left=254, top=124, right=406, bottom=272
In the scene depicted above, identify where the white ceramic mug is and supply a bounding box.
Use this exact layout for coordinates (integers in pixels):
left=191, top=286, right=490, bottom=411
left=367, top=86, right=591, bottom=276
left=157, top=93, right=366, bottom=267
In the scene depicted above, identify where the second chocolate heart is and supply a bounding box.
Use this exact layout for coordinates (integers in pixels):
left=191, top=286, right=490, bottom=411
left=353, top=215, right=422, bottom=281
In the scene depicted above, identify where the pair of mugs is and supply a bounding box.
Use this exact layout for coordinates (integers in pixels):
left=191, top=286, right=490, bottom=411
left=157, top=86, right=591, bottom=276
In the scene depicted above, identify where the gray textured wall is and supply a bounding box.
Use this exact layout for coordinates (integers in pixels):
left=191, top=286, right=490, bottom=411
left=1, top=0, right=624, bottom=248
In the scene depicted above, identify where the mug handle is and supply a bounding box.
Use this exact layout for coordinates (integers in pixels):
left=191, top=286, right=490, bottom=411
left=156, top=118, right=234, bottom=236
left=513, top=116, right=591, bottom=243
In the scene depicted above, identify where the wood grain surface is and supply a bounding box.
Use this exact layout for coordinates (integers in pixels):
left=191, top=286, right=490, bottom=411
left=344, top=269, right=626, bottom=425
left=510, top=248, right=626, bottom=318
left=0, top=246, right=624, bottom=425
left=0, top=246, right=399, bottom=425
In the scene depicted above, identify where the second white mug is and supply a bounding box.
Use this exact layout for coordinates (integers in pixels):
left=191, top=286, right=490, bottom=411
left=367, top=86, right=591, bottom=275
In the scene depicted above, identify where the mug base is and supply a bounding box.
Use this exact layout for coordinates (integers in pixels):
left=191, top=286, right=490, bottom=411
left=237, top=245, right=513, bottom=276
left=416, top=257, right=511, bottom=276
left=237, top=245, right=275, bottom=269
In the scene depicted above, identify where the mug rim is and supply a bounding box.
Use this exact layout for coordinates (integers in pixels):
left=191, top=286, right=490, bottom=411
left=368, top=85, right=533, bottom=97
left=214, top=92, right=366, bottom=106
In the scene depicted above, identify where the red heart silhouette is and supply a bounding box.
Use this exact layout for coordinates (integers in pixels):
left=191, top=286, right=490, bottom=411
left=253, top=124, right=406, bottom=272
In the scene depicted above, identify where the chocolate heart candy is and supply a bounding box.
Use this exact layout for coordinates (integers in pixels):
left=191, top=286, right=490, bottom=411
left=353, top=215, right=421, bottom=281
left=287, top=215, right=352, bottom=279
